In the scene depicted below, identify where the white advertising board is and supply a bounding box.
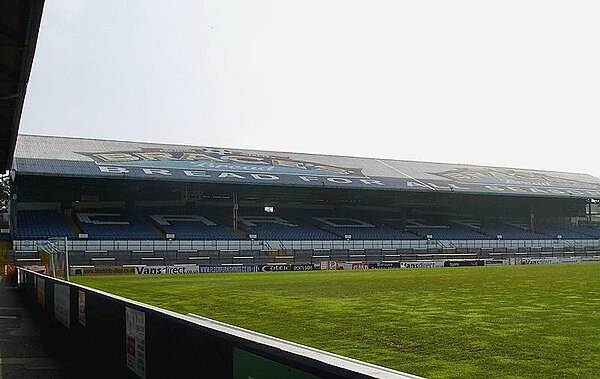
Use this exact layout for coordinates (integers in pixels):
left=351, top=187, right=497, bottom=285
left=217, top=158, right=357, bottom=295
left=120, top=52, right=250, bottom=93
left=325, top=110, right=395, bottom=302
left=126, top=307, right=146, bottom=378
left=54, top=284, right=70, bottom=329
left=134, top=265, right=199, bottom=275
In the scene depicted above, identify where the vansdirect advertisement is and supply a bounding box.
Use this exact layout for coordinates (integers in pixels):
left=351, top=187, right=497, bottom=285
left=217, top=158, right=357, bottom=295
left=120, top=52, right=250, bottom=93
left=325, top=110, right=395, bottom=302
left=134, top=265, right=200, bottom=275
left=520, top=258, right=560, bottom=265
left=399, top=262, right=437, bottom=269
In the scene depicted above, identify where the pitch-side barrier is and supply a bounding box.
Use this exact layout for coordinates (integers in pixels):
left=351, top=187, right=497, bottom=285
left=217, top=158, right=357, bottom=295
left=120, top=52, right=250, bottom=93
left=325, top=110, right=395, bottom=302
left=10, top=266, right=422, bottom=379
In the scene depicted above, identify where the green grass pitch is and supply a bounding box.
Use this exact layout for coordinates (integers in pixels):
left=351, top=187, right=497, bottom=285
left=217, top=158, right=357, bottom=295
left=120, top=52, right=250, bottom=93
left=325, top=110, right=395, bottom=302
left=73, top=264, right=600, bottom=378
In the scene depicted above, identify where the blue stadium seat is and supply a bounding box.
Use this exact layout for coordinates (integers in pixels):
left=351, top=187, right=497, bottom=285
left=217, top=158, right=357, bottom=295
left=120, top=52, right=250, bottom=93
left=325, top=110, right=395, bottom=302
left=75, top=212, right=159, bottom=240
left=238, top=215, right=338, bottom=240
left=311, top=217, right=419, bottom=240
left=480, top=221, right=549, bottom=240
left=13, top=210, right=75, bottom=240
left=405, top=219, right=491, bottom=240
left=148, top=213, right=243, bottom=240
left=538, top=223, right=600, bottom=239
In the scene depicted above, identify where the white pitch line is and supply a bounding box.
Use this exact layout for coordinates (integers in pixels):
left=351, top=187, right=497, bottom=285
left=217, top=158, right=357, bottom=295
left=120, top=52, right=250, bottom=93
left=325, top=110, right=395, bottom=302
left=377, top=159, right=437, bottom=191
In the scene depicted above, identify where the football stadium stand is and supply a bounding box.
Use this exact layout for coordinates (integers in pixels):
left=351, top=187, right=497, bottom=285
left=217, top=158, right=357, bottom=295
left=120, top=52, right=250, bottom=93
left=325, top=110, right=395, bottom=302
left=5, top=135, right=600, bottom=266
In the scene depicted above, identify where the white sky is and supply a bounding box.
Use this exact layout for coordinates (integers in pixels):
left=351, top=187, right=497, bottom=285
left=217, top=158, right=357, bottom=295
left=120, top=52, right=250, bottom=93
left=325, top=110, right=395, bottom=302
left=20, top=0, right=600, bottom=178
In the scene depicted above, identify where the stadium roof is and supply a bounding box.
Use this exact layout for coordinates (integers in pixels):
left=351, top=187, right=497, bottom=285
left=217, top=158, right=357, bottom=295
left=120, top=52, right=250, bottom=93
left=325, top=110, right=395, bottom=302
left=0, top=0, right=45, bottom=172
left=13, top=134, right=600, bottom=199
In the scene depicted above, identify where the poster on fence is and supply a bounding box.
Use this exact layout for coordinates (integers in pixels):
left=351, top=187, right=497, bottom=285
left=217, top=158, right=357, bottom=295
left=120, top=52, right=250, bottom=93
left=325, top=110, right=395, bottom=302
left=54, top=284, right=70, bottom=329
left=126, top=307, right=146, bottom=378
left=78, top=290, right=86, bottom=326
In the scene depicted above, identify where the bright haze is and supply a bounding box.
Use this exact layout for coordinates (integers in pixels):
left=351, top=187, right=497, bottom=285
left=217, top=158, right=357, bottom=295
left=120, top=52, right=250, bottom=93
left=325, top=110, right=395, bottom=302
left=20, top=1, right=600, bottom=178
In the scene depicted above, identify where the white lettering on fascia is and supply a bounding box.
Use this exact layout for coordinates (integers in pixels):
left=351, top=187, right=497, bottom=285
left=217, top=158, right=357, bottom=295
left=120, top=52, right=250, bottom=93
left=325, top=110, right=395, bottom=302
left=142, top=168, right=171, bottom=176
left=99, top=166, right=129, bottom=174
left=250, top=174, right=279, bottom=180
left=327, top=178, right=352, bottom=184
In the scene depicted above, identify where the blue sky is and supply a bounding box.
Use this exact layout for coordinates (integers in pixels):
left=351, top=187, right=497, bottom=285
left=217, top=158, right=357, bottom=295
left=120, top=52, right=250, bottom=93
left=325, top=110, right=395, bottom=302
left=20, top=0, right=600, bottom=178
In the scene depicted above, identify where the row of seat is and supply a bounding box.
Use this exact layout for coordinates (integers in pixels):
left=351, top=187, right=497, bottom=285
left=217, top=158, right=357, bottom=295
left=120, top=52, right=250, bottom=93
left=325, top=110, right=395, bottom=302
left=12, top=210, right=600, bottom=241
left=13, top=210, right=75, bottom=239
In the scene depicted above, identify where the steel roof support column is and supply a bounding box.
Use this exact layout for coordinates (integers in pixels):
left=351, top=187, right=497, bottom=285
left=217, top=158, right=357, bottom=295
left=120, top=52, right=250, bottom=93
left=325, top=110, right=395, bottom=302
left=529, top=203, right=535, bottom=233
left=233, top=193, right=238, bottom=233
